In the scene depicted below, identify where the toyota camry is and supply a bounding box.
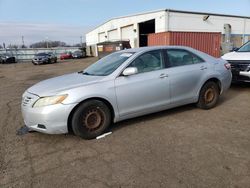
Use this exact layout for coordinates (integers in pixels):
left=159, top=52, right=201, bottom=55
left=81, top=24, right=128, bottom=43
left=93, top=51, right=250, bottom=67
left=21, top=46, right=232, bottom=139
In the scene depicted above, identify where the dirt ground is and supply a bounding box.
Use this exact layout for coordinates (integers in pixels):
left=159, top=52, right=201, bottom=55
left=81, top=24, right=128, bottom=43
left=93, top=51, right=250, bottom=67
left=0, top=58, right=250, bottom=188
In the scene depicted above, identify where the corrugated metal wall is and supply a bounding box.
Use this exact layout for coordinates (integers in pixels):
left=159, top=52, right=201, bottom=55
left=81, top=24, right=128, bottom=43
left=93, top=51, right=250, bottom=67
left=148, top=32, right=221, bottom=57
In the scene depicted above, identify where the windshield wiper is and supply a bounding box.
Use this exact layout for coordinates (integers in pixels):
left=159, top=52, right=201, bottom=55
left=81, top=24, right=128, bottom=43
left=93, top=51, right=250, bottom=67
left=78, top=70, right=103, bottom=76
left=77, top=70, right=90, bottom=75
left=82, top=71, right=96, bottom=76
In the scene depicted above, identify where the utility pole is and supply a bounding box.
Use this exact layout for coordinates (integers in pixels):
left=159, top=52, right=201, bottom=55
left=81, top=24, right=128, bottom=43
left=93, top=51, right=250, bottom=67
left=80, top=36, right=83, bottom=48
left=45, top=37, right=49, bottom=48
left=21, top=36, right=25, bottom=48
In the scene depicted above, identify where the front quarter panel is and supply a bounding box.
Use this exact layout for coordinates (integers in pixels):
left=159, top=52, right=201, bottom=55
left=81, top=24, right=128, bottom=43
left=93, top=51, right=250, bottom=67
left=60, top=79, right=119, bottom=122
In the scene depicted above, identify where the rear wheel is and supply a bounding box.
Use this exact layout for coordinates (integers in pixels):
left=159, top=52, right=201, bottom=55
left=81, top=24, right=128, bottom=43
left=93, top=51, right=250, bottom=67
left=196, top=81, right=219, bottom=109
left=72, top=100, right=111, bottom=139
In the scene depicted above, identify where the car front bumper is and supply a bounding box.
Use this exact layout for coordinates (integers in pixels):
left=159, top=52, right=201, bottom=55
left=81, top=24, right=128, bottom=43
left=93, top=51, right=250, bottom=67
left=228, top=60, right=250, bottom=82
left=32, top=59, right=48, bottom=64
left=231, top=70, right=250, bottom=83
left=21, top=92, right=76, bottom=134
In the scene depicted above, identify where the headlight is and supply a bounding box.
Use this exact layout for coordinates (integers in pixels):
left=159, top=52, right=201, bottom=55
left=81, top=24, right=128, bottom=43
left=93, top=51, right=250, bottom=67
left=33, top=94, right=68, bottom=108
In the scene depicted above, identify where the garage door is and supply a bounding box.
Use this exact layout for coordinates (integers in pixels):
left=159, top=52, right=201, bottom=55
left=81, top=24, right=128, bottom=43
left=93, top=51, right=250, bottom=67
left=108, top=29, right=119, bottom=41
left=98, top=32, right=106, bottom=43
left=121, top=25, right=135, bottom=48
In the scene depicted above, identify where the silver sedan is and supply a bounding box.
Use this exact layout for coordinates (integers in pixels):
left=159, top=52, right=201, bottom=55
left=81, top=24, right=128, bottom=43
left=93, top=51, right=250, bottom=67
left=21, top=46, right=232, bottom=139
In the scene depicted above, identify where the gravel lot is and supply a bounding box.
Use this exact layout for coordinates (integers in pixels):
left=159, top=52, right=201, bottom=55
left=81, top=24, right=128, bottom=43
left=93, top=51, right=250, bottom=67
left=0, top=58, right=250, bottom=188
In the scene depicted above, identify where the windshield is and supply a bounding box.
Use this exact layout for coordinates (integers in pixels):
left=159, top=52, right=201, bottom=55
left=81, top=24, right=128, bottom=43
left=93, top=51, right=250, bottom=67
left=36, top=53, right=48, bottom=56
left=238, top=41, right=250, bottom=52
left=83, top=52, right=134, bottom=76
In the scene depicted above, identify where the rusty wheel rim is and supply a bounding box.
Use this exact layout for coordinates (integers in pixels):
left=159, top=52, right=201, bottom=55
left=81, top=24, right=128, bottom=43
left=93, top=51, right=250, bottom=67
left=83, top=108, right=105, bottom=131
left=204, top=88, right=215, bottom=104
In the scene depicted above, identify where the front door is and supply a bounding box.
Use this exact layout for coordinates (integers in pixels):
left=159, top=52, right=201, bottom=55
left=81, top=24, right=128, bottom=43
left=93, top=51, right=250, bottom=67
left=115, top=50, right=170, bottom=117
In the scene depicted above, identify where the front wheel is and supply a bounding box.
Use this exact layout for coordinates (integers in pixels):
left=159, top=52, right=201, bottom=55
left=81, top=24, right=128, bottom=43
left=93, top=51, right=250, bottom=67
left=71, top=100, right=111, bottom=139
left=196, top=81, right=219, bottom=109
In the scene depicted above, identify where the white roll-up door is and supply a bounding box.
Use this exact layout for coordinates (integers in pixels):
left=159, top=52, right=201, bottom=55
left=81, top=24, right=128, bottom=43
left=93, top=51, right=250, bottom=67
left=108, top=29, right=119, bottom=41
left=98, top=32, right=106, bottom=43
left=121, top=25, right=135, bottom=48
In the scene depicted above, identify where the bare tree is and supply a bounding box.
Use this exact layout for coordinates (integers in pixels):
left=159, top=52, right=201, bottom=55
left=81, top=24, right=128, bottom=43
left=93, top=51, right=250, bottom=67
left=7, top=44, right=18, bottom=49
left=21, top=44, right=27, bottom=48
left=30, top=41, right=69, bottom=48
left=72, top=43, right=86, bottom=47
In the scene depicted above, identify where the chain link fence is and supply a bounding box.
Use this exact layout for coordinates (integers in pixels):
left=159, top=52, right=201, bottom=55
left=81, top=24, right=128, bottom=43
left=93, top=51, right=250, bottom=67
left=0, top=47, right=82, bottom=62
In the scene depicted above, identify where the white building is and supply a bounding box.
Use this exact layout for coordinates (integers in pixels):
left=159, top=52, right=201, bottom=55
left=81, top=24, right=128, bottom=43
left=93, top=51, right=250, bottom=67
left=86, top=9, right=250, bottom=56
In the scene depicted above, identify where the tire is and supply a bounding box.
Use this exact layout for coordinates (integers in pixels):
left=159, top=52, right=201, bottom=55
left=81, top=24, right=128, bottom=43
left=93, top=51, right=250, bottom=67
left=54, top=58, right=57, bottom=63
left=196, top=81, right=219, bottom=109
left=71, top=100, right=111, bottom=139
left=48, top=59, right=51, bottom=64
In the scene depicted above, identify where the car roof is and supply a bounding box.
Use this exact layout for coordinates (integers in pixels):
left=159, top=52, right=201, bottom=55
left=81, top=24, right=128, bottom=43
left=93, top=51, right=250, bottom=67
left=121, top=45, right=196, bottom=53
left=119, top=45, right=216, bottom=61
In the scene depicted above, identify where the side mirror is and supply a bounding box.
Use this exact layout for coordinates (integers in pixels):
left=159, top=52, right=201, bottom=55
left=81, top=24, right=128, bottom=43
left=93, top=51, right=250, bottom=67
left=122, top=67, right=138, bottom=76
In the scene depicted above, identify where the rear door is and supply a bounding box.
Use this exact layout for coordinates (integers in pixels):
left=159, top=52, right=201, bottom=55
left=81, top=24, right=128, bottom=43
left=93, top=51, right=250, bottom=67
left=165, top=49, right=208, bottom=104
left=115, top=50, right=170, bottom=117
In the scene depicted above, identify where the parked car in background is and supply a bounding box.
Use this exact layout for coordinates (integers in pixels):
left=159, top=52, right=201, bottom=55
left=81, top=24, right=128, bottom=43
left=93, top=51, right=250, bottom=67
left=32, top=52, right=57, bottom=65
left=0, top=53, right=16, bottom=64
left=72, top=50, right=85, bottom=59
left=21, top=46, right=232, bottom=139
left=60, top=52, right=72, bottom=60
left=222, top=41, right=250, bottom=82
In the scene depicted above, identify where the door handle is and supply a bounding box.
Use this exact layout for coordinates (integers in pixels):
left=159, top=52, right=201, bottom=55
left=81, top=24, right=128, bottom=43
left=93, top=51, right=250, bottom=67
left=159, top=73, right=168, bottom=78
left=200, top=66, right=207, bottom=70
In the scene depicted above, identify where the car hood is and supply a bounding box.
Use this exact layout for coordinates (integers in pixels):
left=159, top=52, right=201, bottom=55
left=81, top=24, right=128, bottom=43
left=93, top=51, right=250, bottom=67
left=27, top=72, right=105, bottom=96
left=221, top=51, right=250, bottom=60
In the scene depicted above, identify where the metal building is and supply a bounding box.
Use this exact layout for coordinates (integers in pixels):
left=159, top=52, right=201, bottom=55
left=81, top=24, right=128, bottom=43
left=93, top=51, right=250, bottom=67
left=86, top=9, right=250, bottom=56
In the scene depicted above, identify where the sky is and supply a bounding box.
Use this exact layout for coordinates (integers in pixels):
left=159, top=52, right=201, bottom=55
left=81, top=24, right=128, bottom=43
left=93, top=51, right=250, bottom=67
left=0, top=0, right=250, bottom=46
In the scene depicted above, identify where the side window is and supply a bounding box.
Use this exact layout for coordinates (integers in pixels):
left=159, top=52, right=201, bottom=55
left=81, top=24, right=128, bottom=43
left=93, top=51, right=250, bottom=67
left=166, top=49, right=204, bottom=67
left=129, top=50, right=164, bottom=73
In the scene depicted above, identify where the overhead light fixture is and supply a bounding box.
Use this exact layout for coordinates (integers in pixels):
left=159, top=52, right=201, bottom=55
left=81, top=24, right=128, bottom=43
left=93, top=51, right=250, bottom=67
left=203, top=15, right=210, bottom=21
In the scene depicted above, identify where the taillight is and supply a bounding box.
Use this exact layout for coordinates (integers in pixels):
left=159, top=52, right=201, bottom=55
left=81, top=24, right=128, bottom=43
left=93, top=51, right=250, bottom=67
left=224, top=63, right=231, bottom=70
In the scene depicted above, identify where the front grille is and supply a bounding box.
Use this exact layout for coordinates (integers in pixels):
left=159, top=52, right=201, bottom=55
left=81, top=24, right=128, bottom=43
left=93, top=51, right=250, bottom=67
left=228, top=60, right=250, bottom=72
left=22, top=96, right=33, bottom=106
left=22, top=93, right=39, bottom=107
